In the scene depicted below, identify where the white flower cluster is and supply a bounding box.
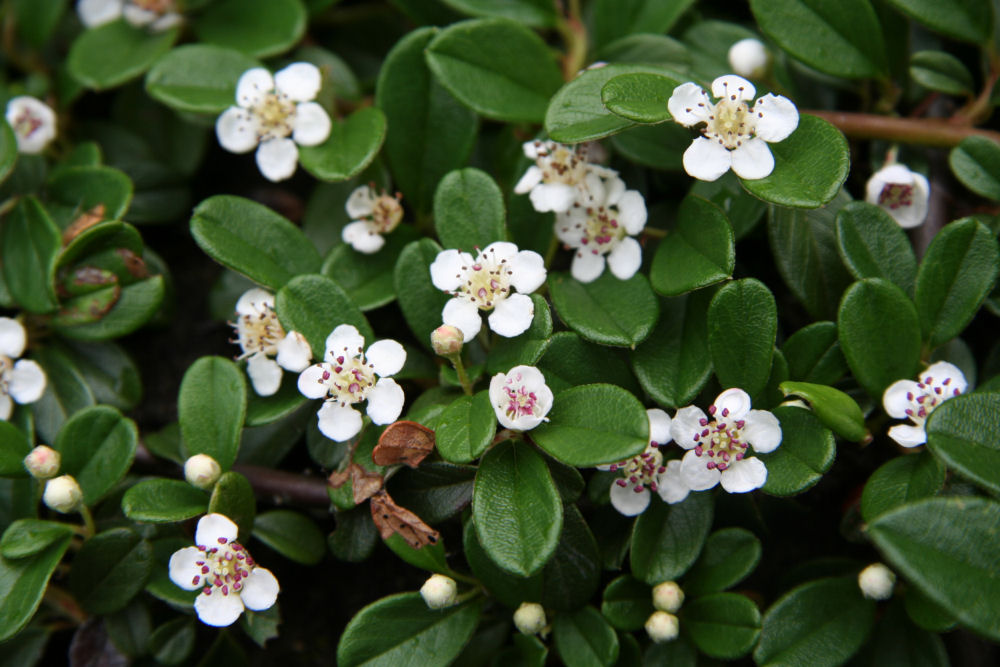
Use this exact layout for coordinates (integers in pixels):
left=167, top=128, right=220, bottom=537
left=882, top=361, right=966, bottom=447
left=0, top=318, right=46, bottom=421
left=232, top=289, right=312, bottom=397
left=342, top=185, right=404, bottom=254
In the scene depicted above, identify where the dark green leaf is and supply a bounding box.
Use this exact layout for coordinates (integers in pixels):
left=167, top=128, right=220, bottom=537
left=601, top=72, right=677, bottom=124
left=193, top=0, right=306, bottom=58
left=299, top=107, right=387, bottom=183
left=949, top=136, right=1000, bottom=200
left=707, top=278, right=777, bottom=397
left=0, top=121, right=17, bottom=186
left=145, top=45, right=261, bottom=114
left=0, top=533, right=71, bottom=642
left=860, top=452, right=945, bottom=522
left=68, top=21, right=178, bottom=90
left=779, top=381, right=867, bottom=442
left=252, top=510, right=326, bottom=565
left=836, top=201, right=918, bottom=295
left=46, top=165, right=133, bottom=222
left=436, top=392, right=497, bottom=464
left=853, top=599, right=949, bottom=667
left=394, top=239, right=450, bottom=348
left=630, top=491, right=713, bottom=585
left=1, top=196, right=59, bottom=313
left=0, top=519, right=74, bottom=559
left=684, top=527, right=762, bottom=596
left=148, top=618, right=196, bottom=665
left=68, top=528, right=152, bottom=614
left=538, top=332, right=640, bottom=395
left=0, top=421, right=31, bottom=477
left=434, top=168, right=506, bottom=251
left=548, top=272, right=658, bottom=347
left=553, top=606, right=619, bottom=667
left=30, top=346, right=96, bottom=444
left=758, top=405, right=836, bottom=496
left=57, top=340, right=142, bottom=411
left=441, top=0, right=558, bottom=27
left=650, top=195, right=734, bottom=296
left=178, top=356, right=247, bottom=470
left=782, top=321, right=848, bottom=385
left=592, top=0, right=696, bottom=49
left=925, top=392, right=1000, bottom=494
left=208, top=471, right=255, bottom=540
left=608, top=122, right=691, bottom=171
left=681, top=593, right=760, bottom=659
left=55, top=405, right=137, bottom=505
left=909, top=50, right=975, bottom=95
left=322, top=226, right=418, bottom=311
left=886, top=0, right=993, bottom=44
left=486, top=293, right=553, bottom=375
left=601, top=575, right=655, bottom=631
left=276, top=274, right=373, bottom=359
left=121, top=479, right=209, bottom=522
left=53, top=276, right=165, bottom=341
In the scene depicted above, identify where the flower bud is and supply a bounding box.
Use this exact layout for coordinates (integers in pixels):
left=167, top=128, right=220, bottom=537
left=645, top=611, right=680, bottom=643
left=184, top=454, right=221, bottom=490
left=513, top=602, right=546, bottom=635
left=419, top=574, right=458, bottom=609
left=43, top=475, right=82, bottom=513
left=23, top=445, right=60, bottom=479
left=858, top=563, right=896, bottom=600
left=652, top=581, right=685, bottom=613
left=727, top=38, right=770, bottom=79
left=431, top=325, right=463, bottom=357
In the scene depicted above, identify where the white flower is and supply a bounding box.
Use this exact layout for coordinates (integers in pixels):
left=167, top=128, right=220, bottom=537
left=43, top=475, right=82, bottom=513
left=430, top=242, right=546, bottom=342
left=169, top=514, right=279, bottom=627
left=671, top=388, right=782, bottom=494
left=0, top=317, right=46, bottom=420
left=858, top=563, right=896, bottom=600
left=232, top=289, right=312, bottom=397
left=184, top=454, right=221, bottom=490
left=341, top=185, right=404, bottom=254
left=24, top=445, right=60, bottom=480
left=297, top=325, right=406, bottom=442
left=419, top=574, right=457, bottom=609
left=4, top=96, right=56, bottom=155
left=652, top=581, right=684, bottom=613
left=668, top=75, right=799, bottom=182
left=865, top=163, right=930, bottom=229
left=600, top=409, right=690, bottom=516
left=727, top=38, right=770, bottom=79
left=513, top=602, right=546, bottom=635
left=216, top=63, right=332, bottom=182
left=488, top=365, right=553, bottom=431
left=514, top=140, right=616, bottom=213
left=882, top=361, right=966, bottom=447
left=645, top=611, right=679, bottom=643
left=77, top=0, right=182, bottom=32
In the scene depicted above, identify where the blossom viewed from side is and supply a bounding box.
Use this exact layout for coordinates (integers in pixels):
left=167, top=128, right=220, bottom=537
left=882, top=361, right=966, bottom=447
left=77, top=0, right=182, bottom=31
left=5, top=96, right=56, bottom=155
left=169, top=514, right=279, bottom=627
left=865, top=163, right=930, bottom=229
left=430, top=242, right=546, bottom=342
left=0, top=317, right=47, bottom=420
left=667, top=75, right=799, bottom=182
left=24, top=445, right=60, bottom=480
left=727, top=38, right=770, bottom=79
left=645, top=611, right=680, bottom=643
left=514, top=140, right=613, bottom=213
left=419, top=574, right=458, bottom=609
left=43, top=475, right=82, bottom=513
left=513, top=602, right=547, bottom=635
left=671, top=388, right=782, bottom=493
left=232, top=289, right=312, bottom=397
left=297, top=324, right=406, bottom=442
left=341, top=185, right=404, bottom=254
left=216, top=63, right=332, bottom=182
left=489, top=365, right=553, bottom=431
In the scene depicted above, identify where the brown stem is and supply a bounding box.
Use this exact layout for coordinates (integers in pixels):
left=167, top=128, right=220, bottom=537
left=556, top=0, right=588, bottom=81
left=804, top=110, right=1000, bottom=147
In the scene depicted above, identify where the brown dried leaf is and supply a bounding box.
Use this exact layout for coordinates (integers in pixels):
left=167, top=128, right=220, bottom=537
left=370, top=490, right=440, bottom=549
left=328, top=463, right=384, bottom=505
left=115, top=248, right=149, bottom=279
left=373, top=420, right=435, bottom=468
left=62, top=204, right=106, bottom=245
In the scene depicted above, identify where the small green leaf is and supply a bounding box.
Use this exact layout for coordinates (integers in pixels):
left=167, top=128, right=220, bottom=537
left=435, top=392, right=497, bottom=464
left=384, top=534, right=452, bottom=575
left=553, top=606, right=620, bottom=667
left=600, top=72, right=677, bottom=124
left=782, top=321, right=848, bottom=385
left=682, top=593, right=761, bottom=659
left=0, top=533, right=72, bottom=642
left=836, top=201, right=918, bottom=295
left=886, top=0, right=993, bottom=44
left=909, top=50, right=975, bottom=95
left=68, top=21, right=178, bottom=90
left=0, top=520, right=74, bottom=560
left=650, top=195, right=735, bottom=296
left=299, top=107, right=387, bottom=182
left=322, top=226, right=419, bottom=311
left=608, top=122, right=691, bottom=171
left=860, top=452, right=945, bottom=522
left=121, top=479, right=209, bottom=523
left=178, top=356, right=247, bottom=470
left=630, top=492, right=713, bottom=585
left=548, top=272, right=658, bottom=347
left=0, top=121, right=17, bottom=186
left=925, top=392, right=1000, bottom=494
left=394, top=239, right=450, bottom=348
left=276, top=274, right=373, bottom=359
left=779, top=381, right=867, bottom=442
left=486, top=293, right=553, bottom=375
left=145, top=45, right=261, bottom=114
left=46, top=165, right=133, bottom=223
left=148, top=617, right=196, bottom=665
left=193, top=0, right=306, bottom=58
left=434, top=168, right=506, bottom=251
left=600, top=575, right=655, bottom=631
left=758, top=405, right=836, bottom=496
left=68, top=528, right=153, bottom=615
left=949, top=136, right=1000, bottom=200
left=707, top=278, right=777, bottom=397
left=0, top=421, right=31, bottom=477
left=591, top=0, right=695, bottom=49
left=55, top=405, right=138, bottom=505
left=52, top=276, right=166, bottom=342
left=538, top=332, right=641, bottom=395
left=1, top=197, right=59, bottom=313
left=855, top=599, right=949, bottom=667
left=208, top=471, right=255, bottom=540
left=252, top=510, right=326, bottom=565
left=30, top=346, right=96, bottom=445
left=441, top=0, right=558, bottom=27
left=684, top=527, right=762, bottom=596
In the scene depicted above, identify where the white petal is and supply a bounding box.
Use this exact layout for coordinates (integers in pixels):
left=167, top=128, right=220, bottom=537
left=292, top=102, right=331, bottom=147
left=610, top=482, right=651, bottom=516
left=889, top=202, right=926, bottom=229
left=671, top=406, right=708, bottom=450
left=0, top=318, right=26, bottom=358
left=883, top=380, right=921, bottom=418
left=888, top=424, right=927, bottom=448
left=365, top=339, right=406, bottom=377
left=442, top=298, right=482, bottom=343
left=236, top=68, right=274, bottom=107
left=298, top=364, right=330, bottom=399
left=667, top=82, right=712, bottom=127
left=195, top=589, right=245, bottom=627
left=483, top=242, right=519, bottom=265
left=168, top=546, right=205, bottom=591
left=514, top=166, right=543, bottom=195
left=195, top=513, right=239, bottom=548
left=581, top=170, right=606, bottom=207
left=276, top=332, right=312, bottom=372
left=510, top=250, right=546, bottom=294
left=656, top=460, right=690, bottom=504
left=730, top=138, right=775, bottom=180
left=616, top=190, right=647, bottom=235
left=607, top=237, right=642, bottom=280
left=719, top=457, right=767, bottom=493
left=325, top=324, right=365, bottom=358
left=683, top=137, right=733, bottom=182
left=77, top=0, right=122, bottom=28
left=489, top=365, right=552, bottom=431
left=714, top=388, right=752, bottom=421
left=743, top=410, right=782, bottom=453
left=275, top=63, right=322, bottom=102
left=571, top=251, right=606, bottom=283
left=216, top=107, right=260, bottom=154
left=522, top=141, right=541, bottom=159
left=346, top=186, right=375, bottom=218
left=488, top=293, right=534, bottom=338
left=0, top=394, right=12, bottom=421
left=317, top=402, right=363, bottom=442
left=122, top=4, right=156, bottom=26
left=241, top=567, right=280, bottom=611
left=8, top=360, right=45, bottom=405
left=603, top=173, right=626, bottom=207
left=150, top=12, right=182, bottom=31
left=711, top=75, right=756, bottom=102
left=920, top=361, right=968, bottom=395
left=366, top=378, right=405, bottom=425
left=342, top=221, right=385, bottom=254
left=752, top=94, right=798, bottom=143
left=246, top=353, right=282, bottom=397
left=255, top=138, right=299, bottom=182
left=679, top=449, right=721, bottom=491
left=430, top=250, right=471, bottom=292
left=647, top=408, right=673, bottom=446
left=235, top=288, right=274, bottom=316
left=529, top=183, right=577, bottom=213
left=555, top=210, right=586, bottom=247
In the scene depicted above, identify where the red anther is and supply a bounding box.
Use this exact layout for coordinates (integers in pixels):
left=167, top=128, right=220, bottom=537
left=699, top=418, right=709, bottom=426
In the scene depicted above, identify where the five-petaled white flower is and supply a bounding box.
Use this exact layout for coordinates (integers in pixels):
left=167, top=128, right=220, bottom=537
left=671, top=388, right=782, bottom=493
left=514, top=140, right=615, bottom=213
left=216, top=63, right=332, bottom=182
left=341, top=185, right=404, bottom=254
left=668, top=75, right=799, bottom=182
left=169, top=514, right=279, bottom=627
left=77, top=0, right=182, bottom=32
left=5, top=96, right=56, bottom=155
left=232, top=289, right=312, bottom=397
left=430, top=242, right=546, bottom=342
left=865, top=163, right=930, bottom=229
left=882, top=361, right=966, bottom=447
left=297, top=325, right=406, bottom=442
left=489, top=365, right=553, bottom=431
left=0, top=317, right=46, bottom=421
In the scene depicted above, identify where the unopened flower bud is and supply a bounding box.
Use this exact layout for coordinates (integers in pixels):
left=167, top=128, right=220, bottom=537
left=431, top=325, right=463, bottom=357
left=727, top=38, right=770, bottom=79
left=420, top=574, right=458, bottom=609
left=858, top=563, right=896, bottom=600
left=645, top=611, right=679, bottom=643
left=652, top=581, right=685, bottom=613
left=23, top=445, right=60, bottom=479
left=43, top=475, right=82, bottom=513
left=184, top=454, right=221, bottom=490
left=513, top=602, right=546, bottom=635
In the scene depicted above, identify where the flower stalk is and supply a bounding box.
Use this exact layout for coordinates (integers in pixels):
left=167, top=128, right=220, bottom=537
left=804, top=110, right=1000, bottom=147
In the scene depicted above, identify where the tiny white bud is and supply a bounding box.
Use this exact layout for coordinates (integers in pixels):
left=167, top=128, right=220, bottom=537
left=645, top=611, right=680, bottom=643
left=184, top=454, right=221, bottom=490
left=419, top=574, right=458, bottom=609
left=727, top=38, right=770, bottom=79
left=23, top=445, right=60, bottom=479
left=430, top=325, right=464, bottom=357
left=858, top=563, right=896, bottom=600
left=513, top=602, right=546, bottom=635
left=652, top=581, right=685, bottom=613
left=43, top=475, right=83, bottom=513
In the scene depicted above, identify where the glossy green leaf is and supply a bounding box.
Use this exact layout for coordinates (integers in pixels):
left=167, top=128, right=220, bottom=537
left=245, top=374, right=307, bottom=427
left=276, top=274, right=373, bottom=359
left=592, top=0, right=695, bottom=48
left=886, top=0, right=993, bottom=44
left=387, top=463, right=475, bottom=525
left=1, top=197, right=59, bottom=313
left=854, top=598, right=949, bottom=667
left=145, top=45, right=261, bottom=114
left=601, top=72, right=677, bottom=124
left=684, top=527, right=762, bottom=596
left=630, top=491, right=713, bottom=585
left=121, top=479, right=209, bottom=522
left=441, top=0, right=557, bottom=27
left=595, top=33, right=692, bottom=67
left=0, top=519, right=74, bottom=560
left=46, top=165, right=133, bottom=222
left=193, top=0, right=306, bottom=58
left=909, top=50, right=975, bottom=95
left=0, top=533, right=72, bottom=642
left=682, top=593, right=761, bottom=659
left=782, top=321, right=848, bottom=385
left=30, top=346, right=96, bottom=445
left=608, top=122, right=691, bottom=171
left=904, top=586, right=957, bottom=633
left=53, top=276, right=165, bottom=341
left=178, top=356, right=246, bottom=470
left=208, top=471, right=255, bottom=540
left=252, top=510, right=326, bottom=565
left=384, top=534, right=451, bottom=575
left=553, top=606, right=619, bottom=667
left=0, top=421, right=31, bottom=477
left=538, top=332, right=640, bottom=396
left=836, top=201, right=918, bottom=295
left=321, top=226, right=419, bottom=311
left=486, top=293, right=553, bottom=375
left=394, top=239, right=450, bottom=348
left=779, top=381, right=867, bottom=442
left=707, top=278, right=777, bottom=397
left=68, top=21, right=178, bottom=89
left=548, top=271, right=658, bottom=347
left=690, top=172, right=768, bottom=240
left=601, top=575, right=655, bottom=631
left=434, top=168, right=506, bottom=251
left=0, top=121, right=17, bottom=186
left=925, top=392, right=1000, bottom=494
left=650, top=195, right=734, bottom=296
left=299, top=107, right=387, bottom=182
left=148, top=617, right=196, bottom=665
left=435, top=391, right=496, bottom=464
left=55, top=406, right=137, bottom=505
left=860, top=452, right=945, bottom=522
left=68, top=528, right=152, bottom=614
left=949, top=136, right=1000, bottom=200
left=758, top=405, right=836, bottom=496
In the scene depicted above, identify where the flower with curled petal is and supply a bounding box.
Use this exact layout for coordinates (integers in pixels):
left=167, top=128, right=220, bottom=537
left=882, top=361, right=966, bottom=447
left=865, top=163, right=930, bottom=229
left=0, top=317, right=46, bottom=421
left=341, top=185, right=404, bottom=254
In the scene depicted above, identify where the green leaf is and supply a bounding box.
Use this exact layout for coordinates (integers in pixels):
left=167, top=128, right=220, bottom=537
left=46, top=165, right=133, bottom=222
left=601, top=575, right=655, bottom=631
left=594, top=33, right=692, bottom=67
left=914, top=218, right=999, bottom=346
left=553, top=606, right=620, bottom=667
left=486, top=293, right=553, bottom=375
left=690, top=172, right=768, bottom=240
left=337, top=593, right=482, bottom=667
left=650, top=195, right=734, bottom=296
left=707, top=278, right=777, bottom=397
left=191, top=195, right=322, bottom=291
left=245, top=374, right=307, bottom=427
left=68, top=528, right=152, bottom=615
left=681, top=593, right=761, bottom=659
left=608, top=123, right=691, bottom=171
left=600, top=72, right=677, bottom=124
left=838, top=279, right=921, bottom=399
left=384, top=533, right=452, bottom=575
left=548, top=271, right=658, bottom=347
left=0, top=421, right=31, bottom=477
left=425, top=18, right=564, bottom=123
left=208, top=471, right=255, bottom=540
left=630, top=492, right=713, bottom=585
left=854, top=599, right=949, bottom=667
left=434, top=168, right=506, bottom=251
left=0, top=533, right=72, bottom=642
left=394, top=239, right=450, bottom=348
left=782, top=321, right=848, bottom=385
left=68, top=20, right=178, bottom=89
left=749, top=0, right=887, bottom=78
left=904, top=586, right=957, bottom=632
left=868, top=496, right=1000, bottom=640
left=299, top=107, right=387, bottom=182
left=178, top=356, right=247, bottom=470
left=30, top=346, right=96, bottom=445
left=0, top=519, right=74, bottom=559
left=684, top=527, right=762, bottom=596
left=909, top=50, right=975, bottom=95
left=435, top=391, right=497, bottom=464
left=741, top=115, right=850, bottom=208
left=193, top=0, right=306, bottom=58
left=886, top=0, right=993, bottom=44
left=252, top=510, right=326, bottom=565
left=591, top=0, right=696, bottom=49
left=538, top=332, right=640, bottom=395
left=55, top=406, right=137, bottom=505
left=321, top=226, right=418, bottom=311
left=0, top=121, right=17, bottom=186
left=121, top=479, right=209, bottom=522
left=53, top=276, right=166, bottom=341
left=440, top=0, right=558, bottom=27
left=1, top=196, right=59, bottom=313
left=276, top=274, right=373, bottom=359
left=473, top=441, right=562, bottom=576
left=860, top=452, right=945, bottom=522
left=145, top=45, right=261, bottom=114
left=949, top=136, right=1000, bottom=200
left=753, top=577, right=876, bottom=667
left=779, top=381, right=867, bottom=442
left=836, top=201, right=918, bottom=295
left=925, top=392, right=1000, bottom=494
left=148, top=617, right=196, bottom=665
left=387, top=463, right=475, bottom=525
left=757, top=405, right=837, bottom=496
left=533, top=384, right=649, bottom=467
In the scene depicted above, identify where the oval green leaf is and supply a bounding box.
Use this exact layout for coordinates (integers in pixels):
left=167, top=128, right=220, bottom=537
left=121, top=479, right=209, bottom=523
left=650, top=195, right=735, bottom=296
left=55, top=405, right=138, bottom=505
left=836, top=201, right=918, bottom=295
left=68, top=528, right=153, bottom=615
left=779, top=381, right=867, bottom=442
left=707, top=278, right=777, bottom=397
left=552, top=606, right=619, bottom=667
left=949, top=136, right=1000, bottom=200
left=433, top=168, right=506, bottom=251
left=548, top=271, right=658, bottom=347
left=193, top=0, right=306, bottom=58
left=299, top=107, right=387, bottom=183
left=252, top=510, right=327, bottom=565
left=925, top=392, right=1000, bottom=494
left=683, top=527, right=762, bottom=596
left=436, top=391, right=497, bottom=464
left=276, top=274, right=373, bottom=359
left=630, top=491, right=713, bottom=585
left=681, top=593, right=761, bottom=659
left=600, top=72, right=676, bottom=124
left=68, top=20, right=178, bottom=90
left=145, top=44, right=261, bottom=114
left=178, top=356, right=246, bottom=471
left=860, top=452, right=945, bottom=522
left=886, top=0, right=993, bottom=44
left=757, top=405, right=836, bottom=496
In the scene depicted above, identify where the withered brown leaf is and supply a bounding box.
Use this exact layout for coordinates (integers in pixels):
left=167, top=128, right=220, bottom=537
left=328, top=463, right=384, bottom=505
left=62, top=204, right=106, bottom=245
left=372, top=420, right=435, bottom=468
left=370, top=490, right=440, bottom=549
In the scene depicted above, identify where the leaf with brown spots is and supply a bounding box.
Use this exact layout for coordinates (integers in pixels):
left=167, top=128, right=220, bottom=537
left=115, top=248, right=149, bottom=279
left=62, top=204, right=106, bottom=244
left=328, top=463, right=384, bottom=504
left=373, top=421, right=435, bottom=468
left=370, top=490, right=440, bottom=549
